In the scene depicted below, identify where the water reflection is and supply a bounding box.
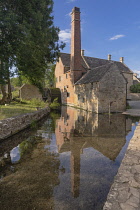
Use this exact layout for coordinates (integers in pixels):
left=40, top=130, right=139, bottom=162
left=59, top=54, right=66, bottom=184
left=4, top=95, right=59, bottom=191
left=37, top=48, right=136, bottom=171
left=10, top=146, right=20, bottom=163
left=0, top=107, right=138, bottom=210
left=54, top=107, right=134, bottom=209
left=56, top=107, right=128, bottom=160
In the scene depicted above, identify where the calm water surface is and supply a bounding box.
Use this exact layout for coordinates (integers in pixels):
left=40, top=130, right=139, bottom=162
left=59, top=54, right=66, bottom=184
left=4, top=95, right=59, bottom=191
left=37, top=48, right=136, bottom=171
left=0, top=107, right=138, bottom=210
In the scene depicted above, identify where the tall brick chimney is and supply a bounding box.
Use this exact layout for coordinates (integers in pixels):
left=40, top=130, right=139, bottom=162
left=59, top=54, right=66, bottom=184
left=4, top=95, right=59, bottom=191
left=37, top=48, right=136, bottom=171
left=70, top=7, right=82, bottom=83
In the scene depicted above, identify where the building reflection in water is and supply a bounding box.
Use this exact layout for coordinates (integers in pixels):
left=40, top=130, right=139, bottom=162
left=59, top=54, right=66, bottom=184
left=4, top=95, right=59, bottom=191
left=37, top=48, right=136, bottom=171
left=55, top=106, right=132, bottom=198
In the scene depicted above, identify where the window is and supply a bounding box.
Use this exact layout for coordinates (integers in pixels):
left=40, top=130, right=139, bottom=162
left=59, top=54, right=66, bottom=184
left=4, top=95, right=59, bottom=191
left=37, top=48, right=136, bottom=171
left=67, top=92, right=70, bottom=97
left=66, top=114, right=70, bottom=120
left=78, top=94, right=80, bottom=100
left=59, top=76, right=61, bottom=82
left=66, top=74, right=68, bottom=79
left=83, top=98, right=85, bottom=103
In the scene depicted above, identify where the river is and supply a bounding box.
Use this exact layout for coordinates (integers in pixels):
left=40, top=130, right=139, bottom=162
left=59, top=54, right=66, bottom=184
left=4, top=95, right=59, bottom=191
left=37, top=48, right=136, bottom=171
left=0, top=106, right=139, bottom=210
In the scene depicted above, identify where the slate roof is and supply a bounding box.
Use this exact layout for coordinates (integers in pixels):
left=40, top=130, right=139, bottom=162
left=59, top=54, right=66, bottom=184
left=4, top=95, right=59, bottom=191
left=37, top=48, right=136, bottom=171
left=60, top=53, right=88, bottom=70
left=60, top=53, right=70, bottom=67
left=60, top=53, right=132, bottom=74
left=75, top=63, right=113, bottom=85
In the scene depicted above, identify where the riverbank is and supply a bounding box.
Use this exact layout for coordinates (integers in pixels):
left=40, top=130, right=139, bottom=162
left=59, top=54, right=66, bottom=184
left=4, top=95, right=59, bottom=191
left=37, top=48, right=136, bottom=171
left=103, top=121, right=140, bottom=210
left=0, top=107, right=50, bottom=141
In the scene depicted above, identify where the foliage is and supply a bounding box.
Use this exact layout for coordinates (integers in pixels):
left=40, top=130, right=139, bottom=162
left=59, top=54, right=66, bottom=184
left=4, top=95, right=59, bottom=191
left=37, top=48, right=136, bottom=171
left=15, top=0, right=65, bottom=91
left=19, top=136, right=42, bottom=158
left=12, top=89, right=20, bottom=99
left=30, top=120, right=37, bottom=129
left=50, top=98, right=60, bottom=110
left=130, top=83, right=140, bottom=93
left=28, top=98, right=47, bottom=108
left=45, top=64, right=56, bottom=87
left=0, top=0, right=65, bottom=99
left=10, top=77, right=23, bottom=87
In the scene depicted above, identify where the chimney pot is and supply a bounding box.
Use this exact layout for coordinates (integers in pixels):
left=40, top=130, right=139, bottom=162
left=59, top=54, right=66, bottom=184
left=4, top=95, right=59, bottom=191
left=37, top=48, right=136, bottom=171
left=81, top=50, right=84, bottom=56
left=108, top=54, right=111, bottom=60
left=72, top=7, right=80, bottom=12
left=120, top=57, right=124, bottom=63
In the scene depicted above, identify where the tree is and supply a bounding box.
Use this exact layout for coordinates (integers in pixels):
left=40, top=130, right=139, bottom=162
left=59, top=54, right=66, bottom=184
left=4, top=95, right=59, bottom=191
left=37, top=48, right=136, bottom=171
left=0, top=0, right=65, bottom=103
left=45, top=64, right=56, bottom=87
left=16, top=0, right=65, bottom=91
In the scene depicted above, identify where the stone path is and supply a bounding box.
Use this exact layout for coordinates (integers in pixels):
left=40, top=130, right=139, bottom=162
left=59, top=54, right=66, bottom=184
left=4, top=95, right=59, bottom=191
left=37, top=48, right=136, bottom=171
left=123, top=101, right=140, bottom=116
left=103, top=122, right=140, bottom=210
left=128, top=101, right=140, bottom=109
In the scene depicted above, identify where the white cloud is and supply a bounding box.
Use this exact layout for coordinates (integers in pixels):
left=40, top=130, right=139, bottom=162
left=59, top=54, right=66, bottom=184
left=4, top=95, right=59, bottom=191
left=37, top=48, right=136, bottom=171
left=59, top=29, right=71, bottom=42
left=67, top=0, right=76, bottom=2
left=65, top=12, right=71, bottom=17
left=109, top=34, right=125, bottom=41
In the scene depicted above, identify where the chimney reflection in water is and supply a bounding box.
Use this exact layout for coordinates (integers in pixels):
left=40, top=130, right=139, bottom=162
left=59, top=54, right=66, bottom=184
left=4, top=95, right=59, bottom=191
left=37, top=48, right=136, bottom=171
left=55, top=106, right=131, bottom=198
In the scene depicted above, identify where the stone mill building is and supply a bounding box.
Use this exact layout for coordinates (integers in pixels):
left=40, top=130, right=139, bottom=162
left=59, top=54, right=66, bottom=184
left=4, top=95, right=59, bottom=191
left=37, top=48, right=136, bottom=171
left=55, top=7, right=133, bottom=113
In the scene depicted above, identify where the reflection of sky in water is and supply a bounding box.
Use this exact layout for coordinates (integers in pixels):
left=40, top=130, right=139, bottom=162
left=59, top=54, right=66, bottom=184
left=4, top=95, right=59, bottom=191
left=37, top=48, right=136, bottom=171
left=44, top=134, right=58, bottom=153
left=126, top=122, right=138, bottom=141
left=42, top=132, right=49, bottom=139
left=10, top=146, right=20, bottom=163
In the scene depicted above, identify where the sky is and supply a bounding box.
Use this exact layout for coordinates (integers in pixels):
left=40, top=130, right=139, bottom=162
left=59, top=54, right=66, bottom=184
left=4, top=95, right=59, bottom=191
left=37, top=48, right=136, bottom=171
left=53, top=0, right=140, bottom=76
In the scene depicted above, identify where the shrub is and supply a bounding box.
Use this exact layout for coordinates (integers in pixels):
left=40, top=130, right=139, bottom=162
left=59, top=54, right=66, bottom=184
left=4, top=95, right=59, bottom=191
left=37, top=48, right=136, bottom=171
left=130, top=83, right=140, bottom=93
left=50, top=98, right=60, bottom=110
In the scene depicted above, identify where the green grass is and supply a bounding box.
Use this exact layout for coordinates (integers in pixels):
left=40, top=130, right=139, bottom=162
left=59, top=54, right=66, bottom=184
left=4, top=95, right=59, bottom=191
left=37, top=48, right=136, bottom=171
left=0, top=100, right=48, bottom=120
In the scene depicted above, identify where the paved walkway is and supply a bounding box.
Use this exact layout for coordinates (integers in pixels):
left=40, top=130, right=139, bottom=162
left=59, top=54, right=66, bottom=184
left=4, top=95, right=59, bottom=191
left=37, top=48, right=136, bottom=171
left=103, top=122, right=140, bottom=210
left=123, top=101, right=140, bottom=116
left=128, top=101, right=140, bottom=109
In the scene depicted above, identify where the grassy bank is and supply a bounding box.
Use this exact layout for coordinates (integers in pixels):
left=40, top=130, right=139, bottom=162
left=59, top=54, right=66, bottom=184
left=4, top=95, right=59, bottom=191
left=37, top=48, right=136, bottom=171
left=0, top=100, right=47, bottom=120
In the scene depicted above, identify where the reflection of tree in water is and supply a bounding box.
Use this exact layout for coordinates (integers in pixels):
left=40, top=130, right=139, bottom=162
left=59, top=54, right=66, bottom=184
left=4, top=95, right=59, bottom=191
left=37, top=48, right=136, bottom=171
left=0, top=135, right=60, bottom=210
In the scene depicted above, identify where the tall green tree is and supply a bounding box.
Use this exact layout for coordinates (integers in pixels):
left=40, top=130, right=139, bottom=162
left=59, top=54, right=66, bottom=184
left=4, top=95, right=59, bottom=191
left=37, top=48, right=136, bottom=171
left=16, top=0, right=65, bottom=91
left=0, top=0, right=22, bottom=103
left=0, top=0, right=65, bottom=103
left=45, top=64, right=56, bottom=87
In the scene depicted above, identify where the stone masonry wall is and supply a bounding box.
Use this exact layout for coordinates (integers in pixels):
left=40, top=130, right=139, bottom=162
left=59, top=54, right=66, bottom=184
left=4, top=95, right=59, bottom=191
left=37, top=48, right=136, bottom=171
left=130, top=93, right=140, bottom=101
left=20, top=84, right=42, bottom=100
left=98, top=66, right=126, bottom=113
left=74, top=83, right=98, bottom=113
left=123, top=72, right=133, bottom=100
left=103, top=121, right=140, bottom=210
left=0, top=107, right=50, bottom=141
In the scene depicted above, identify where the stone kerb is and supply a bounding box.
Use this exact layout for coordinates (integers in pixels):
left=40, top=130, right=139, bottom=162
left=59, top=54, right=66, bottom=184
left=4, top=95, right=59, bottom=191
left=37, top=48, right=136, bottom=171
left=103, top=122, right=140, bottom=210
left=0, top=107, right=50, bottom=141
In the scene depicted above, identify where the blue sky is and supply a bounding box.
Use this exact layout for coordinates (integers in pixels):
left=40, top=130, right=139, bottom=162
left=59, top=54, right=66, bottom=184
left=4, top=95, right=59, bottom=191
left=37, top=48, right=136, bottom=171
left=53, top=0, right=140, bottom=76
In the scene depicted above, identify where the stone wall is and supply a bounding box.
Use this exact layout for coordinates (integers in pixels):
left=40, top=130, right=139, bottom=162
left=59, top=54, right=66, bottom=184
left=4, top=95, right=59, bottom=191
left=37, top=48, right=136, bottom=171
left=103, top=121, right=140, bottom=210
left=0, top=107, right=50, bottom=141
left=74, top=65, right=126, bottom=113
left=123, top=72, right=133, bottom=100
left=130, top=93, right=140, bottom=101
left=98, top=66, right=126, bottom=113
left=19, top=84, right=42, bottom=100
left=75, top=83, right=98, bottom=113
